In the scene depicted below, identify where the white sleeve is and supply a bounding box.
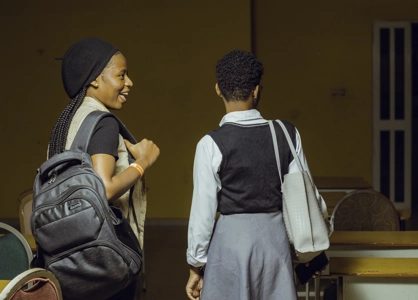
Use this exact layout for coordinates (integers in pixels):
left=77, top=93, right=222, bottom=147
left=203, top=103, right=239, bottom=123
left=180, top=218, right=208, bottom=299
left=288, top=128, right=328, bottom=219
left=186, top=135, right=222, bottom=267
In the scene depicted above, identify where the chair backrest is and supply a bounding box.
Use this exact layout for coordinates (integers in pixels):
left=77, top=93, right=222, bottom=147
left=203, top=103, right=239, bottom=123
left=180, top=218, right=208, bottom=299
left=17, top=190, right=33, bottom=236
left=0, top=268, right=62, bottom=300
left=330, top=190, right=400, bottom=231
left=0, top=223, right=33, bottom=280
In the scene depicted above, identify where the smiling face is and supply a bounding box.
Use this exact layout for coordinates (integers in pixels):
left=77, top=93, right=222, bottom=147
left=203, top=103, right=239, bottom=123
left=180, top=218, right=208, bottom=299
left=87, top=52, right=133, bottom=110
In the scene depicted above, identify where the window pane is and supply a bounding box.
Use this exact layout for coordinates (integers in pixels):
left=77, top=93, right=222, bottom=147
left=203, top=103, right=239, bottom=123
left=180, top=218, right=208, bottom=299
left=395, top=131, right=405, bottom=202
left=395, top=28, right=405, bottom=120
left=380, top=131, right=390, bottom=198
left=380, top=29, right=390, bottom=120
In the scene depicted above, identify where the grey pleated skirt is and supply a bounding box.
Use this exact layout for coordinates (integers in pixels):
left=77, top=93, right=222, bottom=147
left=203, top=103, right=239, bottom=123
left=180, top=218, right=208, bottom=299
left=201, top=211, right=297, bottom=300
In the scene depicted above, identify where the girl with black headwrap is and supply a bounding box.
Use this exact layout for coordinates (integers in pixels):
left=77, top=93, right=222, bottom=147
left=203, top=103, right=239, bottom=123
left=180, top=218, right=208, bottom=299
left=48, top=37, right=160, bottom=299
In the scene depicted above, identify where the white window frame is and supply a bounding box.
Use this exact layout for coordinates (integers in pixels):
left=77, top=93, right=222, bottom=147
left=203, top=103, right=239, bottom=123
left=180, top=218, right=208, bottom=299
left=372, top=21, right=412, bottom=210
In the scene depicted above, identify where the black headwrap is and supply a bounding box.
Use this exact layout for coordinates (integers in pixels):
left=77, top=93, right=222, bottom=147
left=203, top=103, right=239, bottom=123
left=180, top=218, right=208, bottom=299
left=61, top=37, right=118, bottom=99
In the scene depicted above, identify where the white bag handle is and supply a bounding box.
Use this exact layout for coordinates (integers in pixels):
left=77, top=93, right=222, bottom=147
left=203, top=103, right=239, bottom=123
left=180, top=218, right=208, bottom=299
left=268, top=120, right=303, bottom=182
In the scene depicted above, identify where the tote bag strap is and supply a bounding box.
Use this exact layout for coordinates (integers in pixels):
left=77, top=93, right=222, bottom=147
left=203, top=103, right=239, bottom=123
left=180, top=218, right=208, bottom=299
left=268, top=120, right=305, bottom=179
left=274, top=120, right=304, bottom=172
left=268, top=121, right=284, bottom=185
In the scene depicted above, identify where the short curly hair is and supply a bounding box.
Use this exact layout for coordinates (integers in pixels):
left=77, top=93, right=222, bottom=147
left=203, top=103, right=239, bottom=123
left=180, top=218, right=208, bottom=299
left=216, top=50, right=264, bottom=101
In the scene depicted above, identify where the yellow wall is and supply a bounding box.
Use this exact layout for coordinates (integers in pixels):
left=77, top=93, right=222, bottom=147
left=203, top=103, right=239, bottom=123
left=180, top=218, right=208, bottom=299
left=2, top=0, right=418, bottom=220
left=254, top=0, right=418, bottom=186
left=0, top=0, right=251, bottom=219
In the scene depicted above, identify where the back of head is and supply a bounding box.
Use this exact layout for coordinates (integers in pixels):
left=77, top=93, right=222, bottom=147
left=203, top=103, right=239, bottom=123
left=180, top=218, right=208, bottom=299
left=61, top=37, right=118, bottom=99
left=216, top=50, right=264, bottom=101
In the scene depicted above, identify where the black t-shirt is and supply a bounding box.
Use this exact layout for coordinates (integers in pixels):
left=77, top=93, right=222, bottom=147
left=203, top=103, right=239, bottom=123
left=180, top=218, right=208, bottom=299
left=87, top=116, right=119, bottom=160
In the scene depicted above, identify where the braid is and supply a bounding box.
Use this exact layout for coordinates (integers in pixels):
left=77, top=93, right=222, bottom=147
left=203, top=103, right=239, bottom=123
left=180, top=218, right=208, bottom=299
left=48, top=87, right=87, bottom=159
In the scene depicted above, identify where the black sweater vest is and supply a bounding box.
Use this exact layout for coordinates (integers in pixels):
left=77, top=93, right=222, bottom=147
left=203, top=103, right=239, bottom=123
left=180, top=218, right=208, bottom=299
left=208, top=120, right=296, bottom=214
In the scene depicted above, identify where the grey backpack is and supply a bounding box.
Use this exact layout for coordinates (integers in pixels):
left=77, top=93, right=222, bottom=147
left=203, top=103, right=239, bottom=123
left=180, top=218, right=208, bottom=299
left=30, top=111, right=142, bottom=300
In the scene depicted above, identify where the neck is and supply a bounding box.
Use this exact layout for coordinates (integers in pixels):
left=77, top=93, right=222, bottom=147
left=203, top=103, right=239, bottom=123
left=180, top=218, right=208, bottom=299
left=224, top=97, right=256, bottom=114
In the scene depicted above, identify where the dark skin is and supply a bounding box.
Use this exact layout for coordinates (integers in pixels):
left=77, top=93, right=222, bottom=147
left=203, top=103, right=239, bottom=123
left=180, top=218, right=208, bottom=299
left=185, top=83, right=261, bottom=300
left=86, top=53, right=160, bottom=201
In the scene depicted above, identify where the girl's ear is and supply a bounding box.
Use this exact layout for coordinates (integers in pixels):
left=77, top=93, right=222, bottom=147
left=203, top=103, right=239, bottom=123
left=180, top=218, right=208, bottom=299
left=215, top=83, right=222, bottom=97
left=253, top=85, right=260, bottom=99
left=90, top=80, right=98, bottom=88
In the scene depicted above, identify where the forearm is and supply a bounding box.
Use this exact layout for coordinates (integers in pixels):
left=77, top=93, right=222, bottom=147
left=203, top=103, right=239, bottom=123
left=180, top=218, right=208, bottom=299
left=102, top=166, right=142, bottom=201
left=92, top=154, right=143, bottom=202
left=190, top=265, right=204, bottom=275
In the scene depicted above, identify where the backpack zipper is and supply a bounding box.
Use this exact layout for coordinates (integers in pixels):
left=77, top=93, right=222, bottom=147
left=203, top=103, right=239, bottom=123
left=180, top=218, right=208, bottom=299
left=48, top=172, right=58, bottom=184
left=32, top=186, right=105, bottom=231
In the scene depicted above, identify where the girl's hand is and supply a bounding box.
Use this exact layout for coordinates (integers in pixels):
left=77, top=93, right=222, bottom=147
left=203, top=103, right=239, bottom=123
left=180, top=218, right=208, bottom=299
left=186, top=266, right=203, bottom=300
left=124, top=139, right=160, bottom=171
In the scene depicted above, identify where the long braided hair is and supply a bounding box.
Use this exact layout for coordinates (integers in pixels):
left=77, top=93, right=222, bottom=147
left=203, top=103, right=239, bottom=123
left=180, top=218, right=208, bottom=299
left=48, top=87, right=87, bottom=159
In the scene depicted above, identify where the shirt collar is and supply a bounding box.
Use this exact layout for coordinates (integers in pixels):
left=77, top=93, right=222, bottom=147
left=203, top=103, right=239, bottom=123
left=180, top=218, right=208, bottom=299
left=219, top=109, right=266, bottom=126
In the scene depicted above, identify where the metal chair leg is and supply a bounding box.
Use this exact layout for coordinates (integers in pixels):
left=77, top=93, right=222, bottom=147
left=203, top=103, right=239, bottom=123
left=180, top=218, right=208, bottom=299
left=315, top=276, right=320, bottom=300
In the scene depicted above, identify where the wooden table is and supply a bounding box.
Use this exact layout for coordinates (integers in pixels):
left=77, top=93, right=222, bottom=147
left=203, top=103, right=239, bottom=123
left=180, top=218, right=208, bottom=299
left=322, top=231, right=418, bottom=300
left=397, top=208, right=412, bottom=222
left=314, top=176, right=372, bottom=193
left=329, top=231, right=418, bottom=247
left=329, top=257, right=418, bottom=276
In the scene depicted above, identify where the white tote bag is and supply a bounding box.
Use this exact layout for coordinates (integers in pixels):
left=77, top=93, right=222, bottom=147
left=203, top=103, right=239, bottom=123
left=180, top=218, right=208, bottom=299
left=268, top=120, right=329, bottom=263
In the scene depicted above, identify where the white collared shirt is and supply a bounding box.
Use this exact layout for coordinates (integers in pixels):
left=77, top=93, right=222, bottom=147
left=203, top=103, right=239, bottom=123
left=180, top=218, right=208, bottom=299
left=186, top=109, right=328, bottom=267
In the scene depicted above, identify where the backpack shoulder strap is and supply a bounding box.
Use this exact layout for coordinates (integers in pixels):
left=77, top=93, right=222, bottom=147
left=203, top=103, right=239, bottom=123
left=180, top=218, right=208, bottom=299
left=70, top=111, right=137, bottom=153
left=71, top=111, right=143, bottom=233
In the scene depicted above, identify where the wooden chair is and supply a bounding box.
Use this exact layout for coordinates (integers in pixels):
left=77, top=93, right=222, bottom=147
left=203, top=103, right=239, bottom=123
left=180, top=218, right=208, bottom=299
left=0, top=222, right=33, bottom=280
left=330, top=189, right=400, bottom=231
left=0, top=268, right=62, bottom=300
left=17, top=190, right=33, bottom=236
